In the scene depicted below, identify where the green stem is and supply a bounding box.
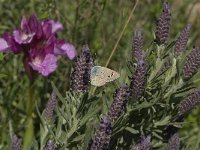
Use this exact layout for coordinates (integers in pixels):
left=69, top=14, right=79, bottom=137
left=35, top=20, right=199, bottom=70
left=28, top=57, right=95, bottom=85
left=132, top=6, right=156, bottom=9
left=23, top=83, right=34, bottom=150
left=91, top=0, right=139, bottom=95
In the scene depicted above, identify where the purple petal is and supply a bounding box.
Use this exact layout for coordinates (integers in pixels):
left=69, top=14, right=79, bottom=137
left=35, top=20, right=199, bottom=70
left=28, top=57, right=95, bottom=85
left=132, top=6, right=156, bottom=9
left=28, top=15, right=39, bottom=33
left=45, top=36, right=56, bottom=54
left=21, top=16, right=30, bottom=33
left=36, top=23, right=43, bottom=39
left=29, top=54, right=57, bottom=76
left=42, top=22, right=52, bottom=39
left=0, top=38, right=10, bottom=52
left=49, top=20, right=63, bottom=34
left=21, top=16, right=27, bottom=29
left=28, top=15, right=42, bottom=39
left=55, top=42, right=77, bottom=60
left=13, top=30, right=35, bottom=44
left=3, top=32, right=21, bottom=53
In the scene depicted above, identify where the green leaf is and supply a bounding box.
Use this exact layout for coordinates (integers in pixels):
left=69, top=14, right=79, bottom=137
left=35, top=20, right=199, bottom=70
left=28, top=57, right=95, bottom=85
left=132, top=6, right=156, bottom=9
left=164, top=58, right=177, bottom=84
left=83, top=121, right=97, bottom=150
left=154, top=116, right=171, bottom=127
left=125, top=127, right=139, bottom=134
left=0, top=53, right=4, bottom=61
left=0, top=74, right=6, bottom=78
left=79, top=106, right=101, bottom=127
left=51, top=81, right=66, bottom=103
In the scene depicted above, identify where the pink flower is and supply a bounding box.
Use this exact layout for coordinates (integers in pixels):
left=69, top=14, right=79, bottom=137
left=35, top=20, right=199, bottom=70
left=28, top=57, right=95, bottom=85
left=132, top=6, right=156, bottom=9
left=0, top=15, right=77, bottom=77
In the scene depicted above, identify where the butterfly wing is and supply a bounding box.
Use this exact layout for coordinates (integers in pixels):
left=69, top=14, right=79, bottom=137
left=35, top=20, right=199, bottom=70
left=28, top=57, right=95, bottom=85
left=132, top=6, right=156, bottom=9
left=101, top=67, right=120, bottom=82
left=90, top=66, right=120, bottom=87
left=90, top=66, right=107, bottom=86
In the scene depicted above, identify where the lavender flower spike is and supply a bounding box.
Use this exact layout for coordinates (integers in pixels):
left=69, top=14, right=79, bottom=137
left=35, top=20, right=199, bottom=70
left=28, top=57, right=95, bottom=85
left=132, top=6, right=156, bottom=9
left=71, top=44, right=93, bottom=93
left=44, top=91, right=57, bottom=121
left=167, top=133, right=180, bottom=150
left=10, top=134, right=22, bottom=150
left=155, top=2, right=171, bottom=44
left=130, top=59, right=147, bottom=100
left=183, top=46, right=200, bottom=79
left=179, top=88, right=200, bottom=114
left=44, top=140, right=55, bottom=150
left=88, top=116, right=112, bottom=150
left=108, top=84, right=130, bottom=122
left=175, top=24, right=191, bottom=56
left=132, top=30, right=143, bottom=61
left=131, top=135, right=151, bottom=150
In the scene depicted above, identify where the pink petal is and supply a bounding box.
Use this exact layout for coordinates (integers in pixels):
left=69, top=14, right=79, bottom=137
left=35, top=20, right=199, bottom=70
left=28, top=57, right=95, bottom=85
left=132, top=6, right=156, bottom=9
left=50, top=20, right=63, bottom=34
left=28, top=15, right=39, bottom=33
left=42, top=22, right=52, bottom=39
left=13, top=30, right=35, bottom=44
left=20, top=16, right=31, bottom=34
left=0, top=38, right=10, bottom=52
left=29, top=54, right=57, bottom=76
left=61, top=43, right=77, bottom=59
left=54, top=42, right=77, bottom=60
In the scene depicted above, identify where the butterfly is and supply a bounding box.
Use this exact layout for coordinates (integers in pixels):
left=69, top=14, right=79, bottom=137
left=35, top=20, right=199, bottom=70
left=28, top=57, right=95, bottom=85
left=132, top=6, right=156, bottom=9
left=90, top=66, right=120, bottom=87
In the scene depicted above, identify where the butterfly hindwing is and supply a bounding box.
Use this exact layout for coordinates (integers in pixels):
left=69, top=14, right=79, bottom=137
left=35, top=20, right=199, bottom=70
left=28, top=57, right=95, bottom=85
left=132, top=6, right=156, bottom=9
left=90, top=66, right=120, bottom=86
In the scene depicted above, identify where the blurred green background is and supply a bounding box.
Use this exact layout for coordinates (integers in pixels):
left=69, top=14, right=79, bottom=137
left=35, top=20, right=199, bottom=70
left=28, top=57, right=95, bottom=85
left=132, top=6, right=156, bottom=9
left=0, top=0, right=200, bottom=149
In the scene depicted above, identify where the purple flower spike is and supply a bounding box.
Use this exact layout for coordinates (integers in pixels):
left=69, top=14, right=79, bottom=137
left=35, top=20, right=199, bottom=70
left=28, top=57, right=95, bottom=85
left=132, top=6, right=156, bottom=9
left=108, top=84, right=130, bottom=122
left=11, top=134, right=22, bottom=150
left=0, top=38, right=10, bottom=52
left=155, top=2, right=171, bottom=44
left=131, top=135, right=151, bottom=150
left=44, top=91, right=57, bottom=121
left=29, top=54, right=57, bottom=76
left=175, top=24, right=191, bottom=56
left=179, top=88, right=200, bottom=114
left=132, top=30, right=143, bottom=61
left=183, top=47, right=200, bottom=79
left=88, top=116, right=112, bottom=150
left=167, top=133, right=180, bottom=150
left=71, top=44, right=93, bottom=93
left=130, top=59, right=147, bottom=100
left=44, top=140, right=55, bottom=150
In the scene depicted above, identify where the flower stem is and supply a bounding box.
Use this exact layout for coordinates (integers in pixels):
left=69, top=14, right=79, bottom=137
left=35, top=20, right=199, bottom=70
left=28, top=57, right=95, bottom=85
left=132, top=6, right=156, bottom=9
left=23, top=82, right=34, bottom=150
left=91, top=0, right=138, bottom=95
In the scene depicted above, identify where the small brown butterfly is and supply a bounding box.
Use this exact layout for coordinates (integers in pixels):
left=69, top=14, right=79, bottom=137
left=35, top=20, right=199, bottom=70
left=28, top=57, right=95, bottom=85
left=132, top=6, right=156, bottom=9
left=90, top=66, right=120, bottom=87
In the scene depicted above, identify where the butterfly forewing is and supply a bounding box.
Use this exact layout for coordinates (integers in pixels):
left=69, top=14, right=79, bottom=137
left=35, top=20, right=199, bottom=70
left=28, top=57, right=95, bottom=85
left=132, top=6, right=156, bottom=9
left=90, top=66, right=120, bottom=86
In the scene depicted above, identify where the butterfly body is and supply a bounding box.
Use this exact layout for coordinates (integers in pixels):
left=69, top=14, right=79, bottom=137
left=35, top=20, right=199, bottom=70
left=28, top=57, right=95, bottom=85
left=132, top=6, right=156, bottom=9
left=90, top=66, right=120, bottom=86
